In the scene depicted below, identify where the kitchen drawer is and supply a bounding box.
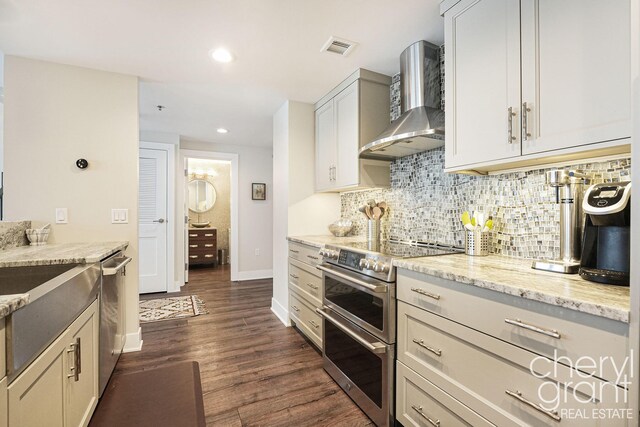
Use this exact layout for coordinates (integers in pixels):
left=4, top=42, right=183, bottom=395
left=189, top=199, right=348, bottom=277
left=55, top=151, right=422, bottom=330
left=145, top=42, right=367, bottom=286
left=288, top=258, right=322, bottom=307
left=289, top=290, right=322, bottom=348
left=397, top=361, right=495, bottom=427
left=288, top=242, right=321, bottom=266
left=397, top=269, right=628, bottom=384
left=398, top=301, right=628, bottom=426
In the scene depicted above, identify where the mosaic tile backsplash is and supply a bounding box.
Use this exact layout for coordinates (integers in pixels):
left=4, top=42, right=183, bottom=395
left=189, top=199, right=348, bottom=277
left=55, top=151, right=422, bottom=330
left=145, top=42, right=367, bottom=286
left=341, top=150, right=631, bottom=259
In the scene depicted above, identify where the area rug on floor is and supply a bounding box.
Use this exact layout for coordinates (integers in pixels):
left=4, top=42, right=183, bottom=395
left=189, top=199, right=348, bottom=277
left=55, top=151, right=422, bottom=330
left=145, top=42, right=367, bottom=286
left=139, top=295, right=208, bottom=323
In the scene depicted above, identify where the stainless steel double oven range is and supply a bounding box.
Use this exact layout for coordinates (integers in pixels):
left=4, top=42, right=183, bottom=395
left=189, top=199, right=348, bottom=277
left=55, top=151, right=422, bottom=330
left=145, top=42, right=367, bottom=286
left=315, top=240, right=462, bottom=427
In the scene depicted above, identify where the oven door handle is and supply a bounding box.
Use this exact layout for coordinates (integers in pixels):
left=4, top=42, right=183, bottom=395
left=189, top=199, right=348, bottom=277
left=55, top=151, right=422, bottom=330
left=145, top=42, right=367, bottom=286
left=316, top=264, right=388, bottom=293
left=316, top=307, right=387, bottom=354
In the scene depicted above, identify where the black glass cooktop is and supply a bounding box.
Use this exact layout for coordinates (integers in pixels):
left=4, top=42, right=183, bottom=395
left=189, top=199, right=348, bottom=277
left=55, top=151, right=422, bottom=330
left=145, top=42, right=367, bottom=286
left=339, top=240, right=463, bottom=259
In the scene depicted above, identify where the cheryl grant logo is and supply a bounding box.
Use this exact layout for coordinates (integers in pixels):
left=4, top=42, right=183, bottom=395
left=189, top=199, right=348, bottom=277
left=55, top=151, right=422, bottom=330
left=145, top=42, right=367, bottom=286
left=529, top=350, right=634, bottom=420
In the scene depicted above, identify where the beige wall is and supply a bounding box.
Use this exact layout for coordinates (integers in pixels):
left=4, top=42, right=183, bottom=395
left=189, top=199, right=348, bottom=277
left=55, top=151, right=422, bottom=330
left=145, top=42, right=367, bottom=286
left=188, top=161, right=231, bottom=250
left=3, top=56, right=140, bottom=347
left=271, top=101, right=340, bottom=323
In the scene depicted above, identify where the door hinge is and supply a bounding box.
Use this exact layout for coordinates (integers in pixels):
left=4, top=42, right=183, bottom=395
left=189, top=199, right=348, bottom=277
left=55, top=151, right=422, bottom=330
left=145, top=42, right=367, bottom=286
left=184, top=168, right=188, bottom=177
left=184, top=215, right=189, bottom=224
left=185, top=262, right=188, bottom=271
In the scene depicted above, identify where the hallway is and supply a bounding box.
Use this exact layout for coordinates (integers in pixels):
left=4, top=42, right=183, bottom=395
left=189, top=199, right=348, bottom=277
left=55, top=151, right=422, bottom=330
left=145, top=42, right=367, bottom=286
left=110, top=268, right=372, bottom=426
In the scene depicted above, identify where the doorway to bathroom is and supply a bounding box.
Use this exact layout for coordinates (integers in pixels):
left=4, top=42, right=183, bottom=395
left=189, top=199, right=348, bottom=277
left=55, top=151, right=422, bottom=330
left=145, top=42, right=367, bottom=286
left=180, top=150, right=239, bottom=283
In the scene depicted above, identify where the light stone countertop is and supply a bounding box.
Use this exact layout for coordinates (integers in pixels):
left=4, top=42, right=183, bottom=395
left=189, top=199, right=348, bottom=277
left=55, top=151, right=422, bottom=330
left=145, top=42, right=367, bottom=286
left=0, top=241, right=129, bottom=319
left=394, top=254, right=630, bottom=323
left=0, top=294, right=29, bottom=318
left=0, top=241, right=129, bottom=268
left=287, top=235, right=366, bottom=249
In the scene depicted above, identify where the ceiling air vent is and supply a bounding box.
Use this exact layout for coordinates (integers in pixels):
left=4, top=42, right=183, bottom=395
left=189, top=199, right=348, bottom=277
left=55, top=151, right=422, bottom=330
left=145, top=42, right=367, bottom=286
left=321, top=36, right=357, bottom=57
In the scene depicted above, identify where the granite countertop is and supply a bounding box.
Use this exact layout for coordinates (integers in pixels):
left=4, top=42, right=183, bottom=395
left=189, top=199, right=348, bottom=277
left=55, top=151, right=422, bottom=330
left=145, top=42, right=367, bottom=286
left=394, top=254, right=630, bottom=323
left=0, top=241, right=129, bottom=268
left=0, top=241, right=129, bottom=319
left=287, top=235, right=366, bottom=249
left=0, top=294, right=30, bottom=318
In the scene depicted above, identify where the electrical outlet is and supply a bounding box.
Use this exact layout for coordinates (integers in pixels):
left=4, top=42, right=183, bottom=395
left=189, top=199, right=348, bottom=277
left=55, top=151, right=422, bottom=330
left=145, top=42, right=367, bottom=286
left=255, top=248, right=260, bottom=256
left=111, top=209, right=129, bottom=224
left=55, top=208, right=68, bottom=224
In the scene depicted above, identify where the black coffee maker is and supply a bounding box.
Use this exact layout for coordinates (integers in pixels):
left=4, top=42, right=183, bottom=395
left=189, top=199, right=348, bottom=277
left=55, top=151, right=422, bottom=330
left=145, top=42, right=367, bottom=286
left=579, top=181, right=632, bottom=286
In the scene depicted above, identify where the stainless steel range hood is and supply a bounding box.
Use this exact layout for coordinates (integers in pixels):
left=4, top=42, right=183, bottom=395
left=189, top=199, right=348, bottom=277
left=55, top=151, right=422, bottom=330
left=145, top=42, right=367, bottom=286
left=360, top=40, right=444, bottom=160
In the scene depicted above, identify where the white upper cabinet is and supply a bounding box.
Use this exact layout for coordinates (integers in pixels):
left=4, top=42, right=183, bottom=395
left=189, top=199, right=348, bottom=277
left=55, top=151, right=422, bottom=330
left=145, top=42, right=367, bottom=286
left=315, top=69, right=391, bottom=192
left=520, top=0, right=631, bottom=155
left=444, top=0, right=522, bottom=168
left=443, top=0, right=632, bottom=172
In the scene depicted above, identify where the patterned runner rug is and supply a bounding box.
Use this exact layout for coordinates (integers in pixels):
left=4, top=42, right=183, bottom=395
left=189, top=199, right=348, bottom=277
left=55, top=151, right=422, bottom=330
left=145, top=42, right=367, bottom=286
left=139, top=295, right=208, bottom=323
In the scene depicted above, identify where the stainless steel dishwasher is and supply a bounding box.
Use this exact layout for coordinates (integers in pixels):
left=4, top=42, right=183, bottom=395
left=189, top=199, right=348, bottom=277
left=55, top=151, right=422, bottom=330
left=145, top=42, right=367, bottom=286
left=99, top=251, right=131, bottom=396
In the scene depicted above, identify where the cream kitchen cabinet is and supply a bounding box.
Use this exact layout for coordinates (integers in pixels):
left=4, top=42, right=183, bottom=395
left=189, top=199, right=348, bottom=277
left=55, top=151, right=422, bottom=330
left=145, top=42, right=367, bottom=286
left=1, top=319, right=6, bottom=427
left=8, top=300, right=99, bottom=427
left=315, top=69, right=391, bottom=192
left=288, top=241, right=323, bottom=348
left=443, top=0, right=631, bottom=173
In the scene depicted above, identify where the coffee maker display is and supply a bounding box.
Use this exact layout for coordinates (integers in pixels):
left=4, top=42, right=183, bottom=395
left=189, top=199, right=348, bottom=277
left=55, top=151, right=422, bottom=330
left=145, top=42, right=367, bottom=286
left=533, top=170, right=590, bottom=274
left=579, top=181, right=632, bottom=286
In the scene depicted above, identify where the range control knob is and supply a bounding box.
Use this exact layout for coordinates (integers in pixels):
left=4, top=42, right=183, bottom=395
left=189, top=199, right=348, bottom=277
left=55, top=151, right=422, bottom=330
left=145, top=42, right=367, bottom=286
left=358, top=258, right=367, bottom=269
left=327, top=250, right=339, bottom=260
left=373, top=262, right=390, bottom=273
left=319, top=249, right=327, bottom=258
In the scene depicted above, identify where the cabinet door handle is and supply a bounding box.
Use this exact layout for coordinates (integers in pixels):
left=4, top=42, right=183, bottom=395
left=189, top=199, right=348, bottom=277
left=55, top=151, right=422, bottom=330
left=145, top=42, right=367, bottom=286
left=504, top=318, right=561, bottom=339
left=67, top=337, right=81, bottom=381
left=292, top=305, right=300, bottom=312
left=411, top=405, right=440, bottom=427
left=412, top=338, right=442, bottom=357
left=522, top=102, right=531, bottom=140
left=289, top=249, right=299, bottom=254
left=308, top=319, right=320, bottom=329
left=507, top=107, right=517, bottom=144
left=306, top=282, right=319, bottom=290
left=307, top=255, right=319, bottom=261
left=289, top=273, right=299, bottom=280
left=505, top=390, right=561, bottom=421
left=411, top=287, right=440, bottom=300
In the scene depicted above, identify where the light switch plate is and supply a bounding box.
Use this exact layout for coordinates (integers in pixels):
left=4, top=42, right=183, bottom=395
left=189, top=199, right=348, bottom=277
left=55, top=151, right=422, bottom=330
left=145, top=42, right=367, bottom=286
left=111, top=209, right=129, bottom=224
left=55, top=208, right=68, bottom=224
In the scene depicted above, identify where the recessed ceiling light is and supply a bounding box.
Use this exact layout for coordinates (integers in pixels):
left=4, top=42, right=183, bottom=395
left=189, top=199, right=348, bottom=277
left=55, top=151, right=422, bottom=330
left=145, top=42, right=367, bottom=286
left=217, top=128, right=229, bottom=134
left=210, top=48, right=234, bottom=63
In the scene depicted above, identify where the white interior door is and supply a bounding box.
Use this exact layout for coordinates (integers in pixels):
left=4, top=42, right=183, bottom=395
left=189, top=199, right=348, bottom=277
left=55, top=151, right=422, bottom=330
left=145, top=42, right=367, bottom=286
left=138, top=148, right=168, bottom=294
left=184, top=158, right=189, bottom=283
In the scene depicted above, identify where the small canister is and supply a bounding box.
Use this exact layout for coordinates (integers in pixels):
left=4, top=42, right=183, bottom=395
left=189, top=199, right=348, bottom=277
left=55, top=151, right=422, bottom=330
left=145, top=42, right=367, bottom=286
left=367, top=220, right=381, bottom=245
left=465, top=230, right=489, bottom=256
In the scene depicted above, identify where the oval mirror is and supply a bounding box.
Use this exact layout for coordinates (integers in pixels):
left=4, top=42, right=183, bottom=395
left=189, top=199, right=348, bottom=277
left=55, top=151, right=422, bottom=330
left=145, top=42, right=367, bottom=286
left=188, top=179, right=217, bottom=213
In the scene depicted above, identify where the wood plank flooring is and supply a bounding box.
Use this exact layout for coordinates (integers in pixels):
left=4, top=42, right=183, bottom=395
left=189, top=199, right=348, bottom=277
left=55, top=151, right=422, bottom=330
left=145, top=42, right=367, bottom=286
left=97, top=266, right=373, bottom=426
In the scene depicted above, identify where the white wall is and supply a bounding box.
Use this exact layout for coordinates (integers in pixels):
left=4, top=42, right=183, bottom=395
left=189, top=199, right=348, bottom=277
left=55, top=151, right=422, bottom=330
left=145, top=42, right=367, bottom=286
left=179, top=140, right=273, bottom=280
left=271, top=101, right=340, bottom=324
left=3, top=56, right=141, bottom=350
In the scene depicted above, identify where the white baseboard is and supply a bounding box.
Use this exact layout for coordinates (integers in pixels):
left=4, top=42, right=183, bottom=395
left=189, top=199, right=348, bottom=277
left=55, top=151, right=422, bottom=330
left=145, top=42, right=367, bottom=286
left=270, top=298, right=290, bottom=326
left=237, top=269, right=273, bottom=281
left=123, top=327, right=143, bottom=353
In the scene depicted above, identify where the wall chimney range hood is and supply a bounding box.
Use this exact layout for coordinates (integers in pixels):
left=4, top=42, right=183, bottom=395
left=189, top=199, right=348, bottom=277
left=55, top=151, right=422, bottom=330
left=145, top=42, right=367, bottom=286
left=360, top=40, right=444, bottom=160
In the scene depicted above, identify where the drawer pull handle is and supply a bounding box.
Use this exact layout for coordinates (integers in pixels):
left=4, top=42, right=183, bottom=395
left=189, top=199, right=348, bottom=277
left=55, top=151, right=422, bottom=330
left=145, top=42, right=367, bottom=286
left=505, top=389, right=561, bottom=422
left=189, top=255, right=198, bottom=259
left=504, top=318, right=561, bottom=339
left=189, top=234, right=198, bottom=237
left=189, top=244, right=198, bottom=248
left=411, top=405, right=440, bottom=427
left=411, top=287, right=440, bottom=300
left=292, top=305, right=300, bottom=312
left=308, top=320, right=320, bottom=329
left=205, top=244, right=214, bottom=247
left=289, top=273, right=299, bottom=280
left=205, top=233, right=214, bottom=237
left=307, top=255, right=319, bottom=261
left=289, top=249, right=300, bottom=254
left=204, top=254, right=214, bottom=258
left=306, top=282, right=319, bottom=290
left=412, top=338, right=442, bottom=357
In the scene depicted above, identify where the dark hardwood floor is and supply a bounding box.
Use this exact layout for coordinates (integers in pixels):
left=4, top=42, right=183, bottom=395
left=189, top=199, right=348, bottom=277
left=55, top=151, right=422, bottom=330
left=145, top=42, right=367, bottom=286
left=109, top=265, right=373, bottom=426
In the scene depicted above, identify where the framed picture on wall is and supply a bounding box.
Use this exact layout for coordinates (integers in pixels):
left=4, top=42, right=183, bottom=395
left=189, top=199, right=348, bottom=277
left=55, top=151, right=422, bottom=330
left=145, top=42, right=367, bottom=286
left=252, top=183, right=266, bottom=200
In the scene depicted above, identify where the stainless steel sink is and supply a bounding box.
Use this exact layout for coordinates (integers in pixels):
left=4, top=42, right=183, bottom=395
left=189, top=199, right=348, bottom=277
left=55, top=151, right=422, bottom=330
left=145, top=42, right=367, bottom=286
left=4, top=263, right=100, bottom=382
